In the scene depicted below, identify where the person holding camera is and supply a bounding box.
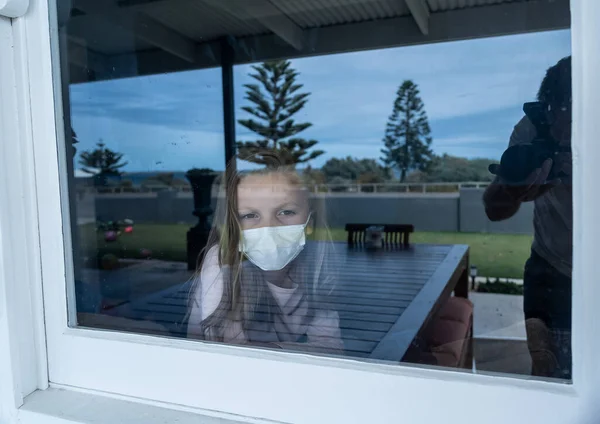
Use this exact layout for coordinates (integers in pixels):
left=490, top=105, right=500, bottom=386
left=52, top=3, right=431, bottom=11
left=483, top=56, right=572, bottom=379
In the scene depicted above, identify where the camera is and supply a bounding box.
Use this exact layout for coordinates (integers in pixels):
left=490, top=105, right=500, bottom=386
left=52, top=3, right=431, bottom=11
left=489, top=102, right=570, bottom=183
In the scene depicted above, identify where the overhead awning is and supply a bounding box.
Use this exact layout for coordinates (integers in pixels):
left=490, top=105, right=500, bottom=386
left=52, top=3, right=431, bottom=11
left=65, top=0, right=570, bottom=83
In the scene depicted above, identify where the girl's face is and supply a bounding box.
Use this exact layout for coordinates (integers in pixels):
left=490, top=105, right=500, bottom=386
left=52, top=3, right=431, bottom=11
left=237, top=172, right=309, bottom=231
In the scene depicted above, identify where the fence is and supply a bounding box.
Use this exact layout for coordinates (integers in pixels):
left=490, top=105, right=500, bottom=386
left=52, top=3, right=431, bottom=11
left=311, top=181, right=490, bottom=193
left=82, top=181, right=491, bottom=195
left=78, top=187, right=533, bottom=235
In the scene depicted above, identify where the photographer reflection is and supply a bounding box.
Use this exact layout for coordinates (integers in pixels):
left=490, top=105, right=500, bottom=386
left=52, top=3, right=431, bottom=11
left=483, top=56, right=572, bottom=379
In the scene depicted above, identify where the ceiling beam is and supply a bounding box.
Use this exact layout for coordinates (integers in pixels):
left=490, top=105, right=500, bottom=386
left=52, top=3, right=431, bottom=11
left=70, top=0, right=570, bottom=84
left=117, top=0, right=164, bottom=6
left=257, top=0, right=305, bottom=50
left=207, top=0, right=305, bottom=51
left=67, top=36, right=108, bottom=75
left=72, top=0, right=196, bottom=62
left=68, top=38, right=92, bottom=69
left=405, top=0, right=430, bottom=35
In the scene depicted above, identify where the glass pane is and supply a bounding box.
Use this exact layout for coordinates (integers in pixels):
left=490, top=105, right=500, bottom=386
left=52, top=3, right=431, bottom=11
left=56, top=0, right=572, bottom=381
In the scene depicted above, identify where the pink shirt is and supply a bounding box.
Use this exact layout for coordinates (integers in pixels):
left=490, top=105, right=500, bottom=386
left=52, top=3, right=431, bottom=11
left=188, top=246, right=344, bottom=353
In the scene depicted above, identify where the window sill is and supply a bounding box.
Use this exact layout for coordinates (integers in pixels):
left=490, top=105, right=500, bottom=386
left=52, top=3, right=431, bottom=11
left=18, top=387, right=265, bottom=424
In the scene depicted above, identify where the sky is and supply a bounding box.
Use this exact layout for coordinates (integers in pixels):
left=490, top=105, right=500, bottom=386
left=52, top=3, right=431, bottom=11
left=70, top=29, right=571, bottom=173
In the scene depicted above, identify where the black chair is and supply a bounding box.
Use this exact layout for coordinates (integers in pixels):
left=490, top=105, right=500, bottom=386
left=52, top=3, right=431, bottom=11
left=344, top=223, right=414, bottom=247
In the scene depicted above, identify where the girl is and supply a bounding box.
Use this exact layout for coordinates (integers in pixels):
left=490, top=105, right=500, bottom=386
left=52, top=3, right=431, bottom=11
left=187, top=153, right=344, bottom=354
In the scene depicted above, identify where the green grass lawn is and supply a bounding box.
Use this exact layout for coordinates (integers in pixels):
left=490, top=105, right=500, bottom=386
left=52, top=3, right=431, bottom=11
left=415, top=232, right=531, bottom=278
left=81, top=224, right=532, bottom=279
left=322, top=229, right=531, bottom=279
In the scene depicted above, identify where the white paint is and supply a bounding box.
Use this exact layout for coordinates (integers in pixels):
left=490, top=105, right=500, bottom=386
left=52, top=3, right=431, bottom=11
left=11, top=0, right=51, bottom=392
left=19, top=388, right=264, bottom=424
left=2, top=0, right=600, bottom=423
left=0, top=0, right=28, bottom=18
left=0, top=17, right=23, bottom=423
left=569, top=1, right=600, bottom=419
left=0, top=7, right=47, bottom=422
left=44, top=327, right=584, bottom=423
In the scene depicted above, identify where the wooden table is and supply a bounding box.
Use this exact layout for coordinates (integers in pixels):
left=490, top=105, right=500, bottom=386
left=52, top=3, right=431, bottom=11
left=98, top=242, right=469, bottom=362
left=329, top=243, right=469, bottom=360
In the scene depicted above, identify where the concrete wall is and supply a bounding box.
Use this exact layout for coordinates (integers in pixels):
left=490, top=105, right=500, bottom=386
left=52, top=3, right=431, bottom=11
left=90, top=191, right=198, bottom=225
left=459, top=188, right=534, bottom=235
left=81, top=188, right=534, bottom=234
left=318, top=193, right=459, bottom=232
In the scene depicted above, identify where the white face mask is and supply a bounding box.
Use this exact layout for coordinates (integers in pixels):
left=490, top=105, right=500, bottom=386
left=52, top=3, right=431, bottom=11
left=239, top=216, right=310, bottom=271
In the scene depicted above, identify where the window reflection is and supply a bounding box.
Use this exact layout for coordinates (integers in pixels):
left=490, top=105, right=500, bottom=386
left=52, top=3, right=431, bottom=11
left=56, top=0, right=572, bottom=381
left=484, top=56, right=572, bottom=379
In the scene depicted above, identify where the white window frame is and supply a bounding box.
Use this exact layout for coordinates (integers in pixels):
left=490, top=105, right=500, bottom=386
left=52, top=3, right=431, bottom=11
left=0, top=7, right=49, bottom=423
left=2, top=0, right=600, bottom=422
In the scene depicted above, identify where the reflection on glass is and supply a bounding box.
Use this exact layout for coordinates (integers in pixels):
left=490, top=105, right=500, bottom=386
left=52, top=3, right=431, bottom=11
left=55, top=0, right=572, bottom=381
left=187, top=154, right=344, bottom=354
left=484, top=56, right=572, bottom=379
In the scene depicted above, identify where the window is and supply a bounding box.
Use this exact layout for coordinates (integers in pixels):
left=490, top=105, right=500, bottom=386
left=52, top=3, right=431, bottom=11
left=14, top=0, right=599, bottom=421
left=67, top=67, right=224, bottom=330
left=59, top=0, right=573, bottom=380
left=233, top=31, right=574, bottom=379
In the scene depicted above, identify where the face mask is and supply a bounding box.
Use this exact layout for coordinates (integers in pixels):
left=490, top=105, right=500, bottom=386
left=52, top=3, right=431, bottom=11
left=239, top=215, right=310, bottom=271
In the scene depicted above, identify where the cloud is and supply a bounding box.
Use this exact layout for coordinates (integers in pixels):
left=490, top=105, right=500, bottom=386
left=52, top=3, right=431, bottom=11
left=71, top=68, right=224, bottom=133
left=73, top=114, right=225, bottom=172
left=435, top=134, right=499, bottom=147
left=70, top=29, right=571, bottom=171
left=433, top=134, right=506, bottom=160
left=283, top=32, right=569, bottom=123
left=234, top=29, right=570, bottom=147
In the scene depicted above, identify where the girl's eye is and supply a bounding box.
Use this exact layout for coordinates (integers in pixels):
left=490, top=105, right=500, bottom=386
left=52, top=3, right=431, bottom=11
left=240, top=213, right=258, bottom=220
left=277, top=209, right=296, bottom=217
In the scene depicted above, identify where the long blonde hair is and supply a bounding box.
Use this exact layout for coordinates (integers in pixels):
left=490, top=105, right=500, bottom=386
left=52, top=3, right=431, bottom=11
left=187, top=152, right=336, bottom=341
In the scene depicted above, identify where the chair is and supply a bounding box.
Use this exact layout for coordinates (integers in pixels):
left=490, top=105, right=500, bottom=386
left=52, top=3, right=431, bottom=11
left=403, top=296, right=474, bottom=369
left=345, top=223, right=414, bottom=247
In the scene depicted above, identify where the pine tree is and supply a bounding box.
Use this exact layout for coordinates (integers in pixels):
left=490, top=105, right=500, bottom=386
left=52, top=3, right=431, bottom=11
left=381, top=80, right=434, bottom=182
left=70, top=127, right=79, bottom=158
left=79, top=141, right=128, bottom=183
left=321, top=156, right=390, bottom=183
left=71, top=127, right=79, bottom=148
left=236, top=60, right=324, bottom=167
